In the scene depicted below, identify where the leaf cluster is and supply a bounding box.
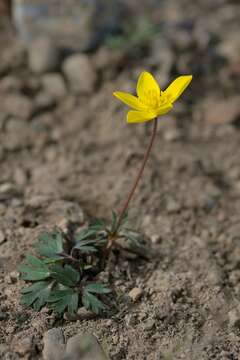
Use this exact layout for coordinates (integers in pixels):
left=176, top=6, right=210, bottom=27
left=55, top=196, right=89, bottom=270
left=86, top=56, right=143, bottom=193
left=20, top=228, right=110, bottom=315
left=20, top=212, right=146, bottom=316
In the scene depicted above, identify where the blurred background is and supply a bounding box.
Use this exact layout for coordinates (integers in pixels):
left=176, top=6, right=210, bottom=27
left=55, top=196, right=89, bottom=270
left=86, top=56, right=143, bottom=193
left=0, top=1, right=240, bottom=359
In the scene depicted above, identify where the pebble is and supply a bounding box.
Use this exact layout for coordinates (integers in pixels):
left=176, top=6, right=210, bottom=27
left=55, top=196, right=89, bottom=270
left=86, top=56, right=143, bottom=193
left=3, top=94, right=33, bottom=120
left=228, top=308, right=240, bottom=328
left=128, top=287, right=143, bottom=302
left=0, top=183, right=19, bottom=199
left=65, top=333, right=108, bottom=360
left=9, top=271, right=19, bottom=283
left=0, top=311, right=8, bottom=321
left=28, top=37, right=61, bottom=74
left=13, top=336, right=34, bottom=356
left=13, top=167, right=27, bottom=187
left=34, top=92, right=56, bottom=114
left=41, top=73, right=67, bottom=100
left=203, top=96, right=240, bottom=125
left=0, top=75, right=22, bottom=93
left=166, top=198, right=181, bottom=213
left=43, top=328, right=65, bottom=360
left=143, top=319, right=155, bottom=331
left=63, top=307, right=96, bottom=321
left=63, top=54, right=97, bottom=95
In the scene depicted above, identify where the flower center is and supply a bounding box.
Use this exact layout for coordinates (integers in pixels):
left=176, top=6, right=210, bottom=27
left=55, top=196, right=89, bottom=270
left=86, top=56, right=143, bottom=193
left=140, top=90, right=169, bottom=110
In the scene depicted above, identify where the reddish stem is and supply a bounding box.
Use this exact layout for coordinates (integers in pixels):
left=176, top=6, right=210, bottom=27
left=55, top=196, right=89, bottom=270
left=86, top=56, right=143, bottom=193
left=115, top=118, right=158, bottom=234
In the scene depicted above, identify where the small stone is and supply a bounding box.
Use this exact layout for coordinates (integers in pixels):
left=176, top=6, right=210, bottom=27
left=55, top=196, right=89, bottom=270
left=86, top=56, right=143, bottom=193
left=105, top=320, right=113, bottom=327
left=203, top=96, right=240, bottom=125
left=13, top=167, right=27, bottom=187
left=65, top=333, right=108, bottom=360
left=64, top=307, right=96, bottom=321
left=34, top=92, right=56, bottom=114
left=164, top=127, right=181, bottom=142
left=14, top=336, right=34, bottom=356
left=0, top=311, right=8, bottom=321
left=41, top=74, right=67, bottom=100
left=125, top=314, right=137, bottom=327
left=128, top=287, right=143, bottom=302
left=26, top=195, right=50, bottom=208
left=0, top=183, right=19, bottom=200
left=150, top=234, right=161, bottom=244
left=3, top=94, right=33, bottom=120
left=228, top=308, right=240, bottom=328
left=166, top=198, right=181, bottom=213
left=0, top=230, right=6, bottom=245
left=28, top=37, right=61, bottom=74
left=57, top=218, right=70, bottom=234
left=43, top=328, right=65, bottom=360
left=63, top=54, right=97, bottom=95
left=143, top=319, right=155, bottom=331
left=0, top=76, right=22, bottom=93
left=77, top=307, right=97, bottom=320
left=9, top=271, right=19, bottom=283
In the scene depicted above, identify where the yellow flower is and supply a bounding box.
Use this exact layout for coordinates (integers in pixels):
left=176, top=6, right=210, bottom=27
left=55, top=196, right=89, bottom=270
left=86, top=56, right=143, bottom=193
left=113, top=71, right=192, bottom=123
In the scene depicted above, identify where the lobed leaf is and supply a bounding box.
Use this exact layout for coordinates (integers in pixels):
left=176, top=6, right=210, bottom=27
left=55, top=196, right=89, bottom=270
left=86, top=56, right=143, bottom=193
left=82, top=292, right=106, bottom=314
left=85, top=283, right=111, bottom=294
left=19, top=256, right=50, bottom=281
left=21, top=281, right=52, bottom=310
left=48, top=287, right=79, bottom=314
left=50, top=264, right=80, bottom=287
left=36, top=231, right=64, bottom=260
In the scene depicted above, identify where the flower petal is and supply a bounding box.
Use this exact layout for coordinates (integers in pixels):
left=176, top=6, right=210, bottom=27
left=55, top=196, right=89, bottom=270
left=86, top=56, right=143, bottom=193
left=137, top=71, right=160, bottom=101
left=164, top=75, right=192, bottom=103
left=156, top=104, right=173, bottom=116
left=127, top=110, right=156, bottom=123
left=113, top=91, right=146, bottom=110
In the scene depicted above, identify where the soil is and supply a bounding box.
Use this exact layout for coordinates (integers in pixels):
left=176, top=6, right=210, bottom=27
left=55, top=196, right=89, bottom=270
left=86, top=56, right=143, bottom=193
left=1, top=0, right=240, bottom=359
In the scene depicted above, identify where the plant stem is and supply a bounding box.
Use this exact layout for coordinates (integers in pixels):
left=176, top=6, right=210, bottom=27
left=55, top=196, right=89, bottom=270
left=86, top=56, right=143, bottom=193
left=115, top=117, right=158, bottom=234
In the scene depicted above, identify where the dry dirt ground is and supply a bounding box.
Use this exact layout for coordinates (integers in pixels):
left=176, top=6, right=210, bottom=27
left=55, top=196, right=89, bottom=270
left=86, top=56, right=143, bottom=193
left=0, top=0, right=240, bottom=359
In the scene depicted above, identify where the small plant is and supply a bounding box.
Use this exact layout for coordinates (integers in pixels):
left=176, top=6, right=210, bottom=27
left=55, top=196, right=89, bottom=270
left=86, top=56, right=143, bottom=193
left=20, top=71, right=192, bottom=315
left=105, top=16, right=158, bottom=54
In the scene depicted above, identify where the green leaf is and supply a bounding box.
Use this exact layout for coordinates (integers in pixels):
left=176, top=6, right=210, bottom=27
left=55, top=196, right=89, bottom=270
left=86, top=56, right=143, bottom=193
left=36, top=231, right=64, bottom=260
left=50, top=264, right=80, bottom=287
left=74, top=239, right=98, bottom=253
left=85, top=283, right=111, bottom=294
left=48, top=287, right=79, bottom=314
left=82, top=283, right=110, bottom=314
left=21, top=281, right=52, bottom=310
left=82, top=292, right=106, bottom=314
left=89, top=218, right=106, bottom=231
left=19, top=256, right=50, bottom=281
left=75, top=228, right=98, bottom=242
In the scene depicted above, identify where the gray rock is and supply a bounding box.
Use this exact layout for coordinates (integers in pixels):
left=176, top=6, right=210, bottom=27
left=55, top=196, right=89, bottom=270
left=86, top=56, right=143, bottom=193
left=3, top=94, right=33, bottom=120
left=63, top=54, right=97, bottom=95
left=28, top=37, right=61, bottom=74
left=43, top=328, right=65, bottom=360
left=41, top=74, right=67, bottom=100
left=65, top=333, right=108, bottom=360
